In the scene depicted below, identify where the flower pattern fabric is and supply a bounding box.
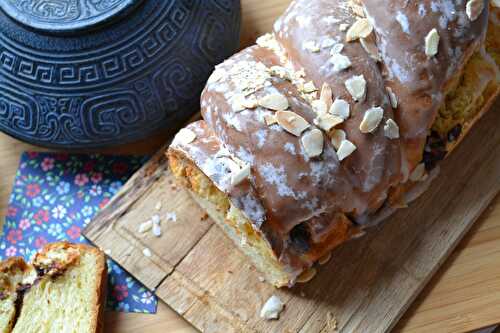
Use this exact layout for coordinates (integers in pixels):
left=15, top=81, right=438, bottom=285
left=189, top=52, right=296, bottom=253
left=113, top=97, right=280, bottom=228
left=1, top=152, right=157, bottom=313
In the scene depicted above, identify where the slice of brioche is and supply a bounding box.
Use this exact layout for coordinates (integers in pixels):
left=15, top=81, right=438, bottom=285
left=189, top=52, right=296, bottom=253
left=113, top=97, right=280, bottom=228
left=0, top=242, right=106, bottom=333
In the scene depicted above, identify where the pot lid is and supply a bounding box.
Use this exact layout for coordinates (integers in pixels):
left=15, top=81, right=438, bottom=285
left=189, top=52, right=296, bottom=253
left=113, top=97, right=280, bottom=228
left=0, top=0, right=142, bottom=33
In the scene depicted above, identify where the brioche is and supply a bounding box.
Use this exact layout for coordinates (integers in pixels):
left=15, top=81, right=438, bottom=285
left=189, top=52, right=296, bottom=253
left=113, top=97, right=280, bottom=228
left=0, top=242, right=106, bottom=333
left=168, top=0, right=500, bottom=287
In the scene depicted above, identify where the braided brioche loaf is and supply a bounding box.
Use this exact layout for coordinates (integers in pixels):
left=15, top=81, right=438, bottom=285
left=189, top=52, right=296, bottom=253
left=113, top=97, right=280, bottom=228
left=168, top=0, right=500, bottom=287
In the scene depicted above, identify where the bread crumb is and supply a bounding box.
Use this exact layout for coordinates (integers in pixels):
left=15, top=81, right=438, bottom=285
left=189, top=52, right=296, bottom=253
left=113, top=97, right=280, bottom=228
left=143, top=248, right=152, bottom=257
left=155, top=202, right=162, bottom=211
left=260, top=295, right=285, bottom=320
left=165, top=212, right=177, bottom=222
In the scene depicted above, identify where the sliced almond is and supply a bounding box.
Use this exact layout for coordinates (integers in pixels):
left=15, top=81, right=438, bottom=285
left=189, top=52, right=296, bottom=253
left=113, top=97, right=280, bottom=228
left=231, top=164, right=251, bottom=187
left=276, top=111, right=310, bottom=136
left=330, top=98, right=350, bottom=119
left=409, top=163, right=427, bottom=182
left=320, top=83, right=333, bottom=109
left=314, top=114, right=344, bottom=132
left=330, top=53, right=352, bottom=73
left=264, top=114, right=278, bottom=126
left=337, top=139, right=357, bottom=161
left=346, top=18, right=373, bottom=42
left=425, top=28, right=440, bottom=57
left=360, top=36, right=381, bottom=62
left=345, top=75, right=367, bottom=102
left=321, top=38, right=337, bottom=49
left=339, top=23, right=349, bottom=32
left=297, top=267, right=317, bottom=283
left=318, top=252, right=332, bottom=265
left=331, top=129, right=347, bottom=150
left=312, top=99, right=328, bottom=115
left=173, top=128, right=197, bottom=145
left=258, top=93, right=289, bottom=111
left=270, top=66, right=292, bottom=81
left=386, top=87, right=398, bottom=109
left=466, top=0, right=484, bottom=21
left=360, top=107, right=384, bottom=133
left=384, top=118, right=400, bottom=139
left=303, top=81, right=318, bottom=93
left=138, top=220, right=153, bottom=233
left=330, top=43, right=344, bottom=54
left=233, top=94, right=257, bottom=112
left=301, top=129, right=324, bottom=158
left=304, top=40, right=321, bottom=53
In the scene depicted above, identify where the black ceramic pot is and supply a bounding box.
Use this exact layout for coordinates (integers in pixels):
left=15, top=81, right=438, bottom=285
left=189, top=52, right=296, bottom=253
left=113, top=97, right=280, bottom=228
left=0, top=0, right=241, bottom=148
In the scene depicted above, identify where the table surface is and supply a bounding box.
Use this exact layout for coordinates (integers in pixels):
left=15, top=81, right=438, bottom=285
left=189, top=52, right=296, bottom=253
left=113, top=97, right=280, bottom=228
left=1, top=1, right=500, bottom=332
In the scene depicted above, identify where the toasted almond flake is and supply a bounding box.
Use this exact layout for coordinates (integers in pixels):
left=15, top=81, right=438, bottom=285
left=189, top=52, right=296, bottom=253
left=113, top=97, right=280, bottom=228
left=230, top=164, right=251, bottom=187
left=330, top=43, right=345, bottom=55
left=386, top=87, right=398, bottom=108
left=138, top=220, right=153, bottom=233
left=304, top=41, right=321, bottom=53
left=360, top=37, right=381, bottom=62
left=314, top=114, right=344, bottom=132
left=258, top=93, right=289, bottom=111
left=143, top=248, right=152, bottom=257
left=258, top=276, right=265, bottom=282
left=173, top=128, right=196, bottom=145
left=330, top=98, right=350, bottom=119
left=345, top=75, right=367, bottom=102
left=303, top=81, right=318, bottom=93
left=466, top=0, right=484, bottom=21
left=360, top=107, right=384, bottom=133
left=330, top=53, right=352, bottom=73
left=264, top=114, right=278, bottom=126
left=321, top=38, right=337, bottom=49
left=276, top=111, right=310, bottom=136
left=260, top=295, right=285, bottom=320
left=425, top=28, right=440, bottom=57
left=346, top=18, right=373, bottom=42
left=320, top=83, right=333, bottom=109
left=301, top=129, right=324, bottom=158
left=409, top=163, right=427, bottom=182
left=337, top=140, right=357, bottom=161
left=384, top=118, right=400, bottom=139
left=331, top=129, right=347, bottom=150
left=270, top=66, right=292, bottom=80
left=152, top=223, right=162, bottom=237
left=312, top=99, right=328, bottom=115
left=297, top=267, right=317, bottom=283
left=339, top=23, right=349, bottom=32
left=318, top=252, right=332, bottom=265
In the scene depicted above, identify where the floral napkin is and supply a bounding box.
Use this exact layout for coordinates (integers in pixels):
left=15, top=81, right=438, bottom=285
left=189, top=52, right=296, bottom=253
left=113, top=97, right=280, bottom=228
left=1, top=152, right=157, bottom=313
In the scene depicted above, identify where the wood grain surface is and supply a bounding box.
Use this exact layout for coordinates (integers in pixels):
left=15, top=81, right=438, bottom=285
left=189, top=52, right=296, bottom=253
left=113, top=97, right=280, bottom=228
left=1, top=0, right=500, bottom=332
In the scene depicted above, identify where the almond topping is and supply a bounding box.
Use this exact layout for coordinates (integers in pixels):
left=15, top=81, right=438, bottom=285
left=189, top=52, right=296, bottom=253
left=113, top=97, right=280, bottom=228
left=314, top=114, right=344, bottom=132
left=409, top=163, right=427, bottom=182
left=297, top=267, right=317, bottom=283
left=312, top=99, right=328, bottom=115
left=384, top=119, right=400, bottom=139
left=173, top=128, right=197, bottom=145
left=331, top=129, right=347, bottom=150
left=320, top=83, right=333, bottom=109
left=360, top=107, right=384, bottom=133
left=345, top=75, right=367, bottom=102
left=330, top=53, right=352, bottom=73
left=270, top=66, right=292, bottom=81
left=360, top=36, right=381, bottom=62
left=138, top=220, right=153, bottom=233
left=264, top=114, right=278, bottom=126
left=339, top=23, right=349, bottom=32
left=466, top=0, right=484, bottom=21
left=346, top=18, right=373, bottom=42
left=231, top=164, right=251, bottom=187
left=425, top=28, right=440, bottom=57
left=233, top=94, right=257, bottom=112
left=303, top=81, right=318, bottom=93
left=330, top=98, right=350, bottom=119
left=276, top=111, right=310, bottom=136
left=258, top=93, right=289, bottom=111
left=304, top=40, right=321, bottom=53
left=386, top=87, right=398, bottom=109
left=330, top=43, right=344, bottom=54
left=260, top=296, right=285, bottom=320
left=337, top=140, right=357, bottom=161
left=301, top=129, right=324, bottom=158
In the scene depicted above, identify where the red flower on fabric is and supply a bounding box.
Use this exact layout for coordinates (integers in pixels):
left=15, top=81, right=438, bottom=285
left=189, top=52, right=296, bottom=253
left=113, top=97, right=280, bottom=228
left=66, top=226, right=81, bottom=239
left=112, top=162, right=128, bottom=175
left=26, top=183, right=41, bottom=198
left=6, top=229, right=22, bottom=244
left=34, top=236, right=48, bottom=249
left=6, top=207, right=17, bottom=217
left=74, top=174, right=89, bottom=186
left=41, top=157, right=55, bottom=171
left=91, top=172, right=103, bottom=184
left=5, top=246, right=17, bottom=257
left=112, top=285, right=129, bottom=301
left=33, top=209, right=49, bottom=225
left=27, top=152, right=39, bottom=159
left=83, top=161, right=95, bottom=173
left=19, top=219, right=31, bottom=230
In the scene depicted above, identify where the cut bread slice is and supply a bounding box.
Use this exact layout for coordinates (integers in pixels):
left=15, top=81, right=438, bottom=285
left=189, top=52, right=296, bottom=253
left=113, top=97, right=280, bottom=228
left=0, top=242, right=106, bottom=333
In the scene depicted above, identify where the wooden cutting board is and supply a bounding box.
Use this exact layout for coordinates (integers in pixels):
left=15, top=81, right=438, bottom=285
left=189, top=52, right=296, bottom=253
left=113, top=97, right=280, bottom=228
left=84, top=95, right=500, bottom=332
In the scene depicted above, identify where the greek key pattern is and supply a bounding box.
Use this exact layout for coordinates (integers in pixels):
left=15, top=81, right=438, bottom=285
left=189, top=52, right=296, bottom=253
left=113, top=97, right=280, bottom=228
left=0, top=0, right=241, bottom=147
